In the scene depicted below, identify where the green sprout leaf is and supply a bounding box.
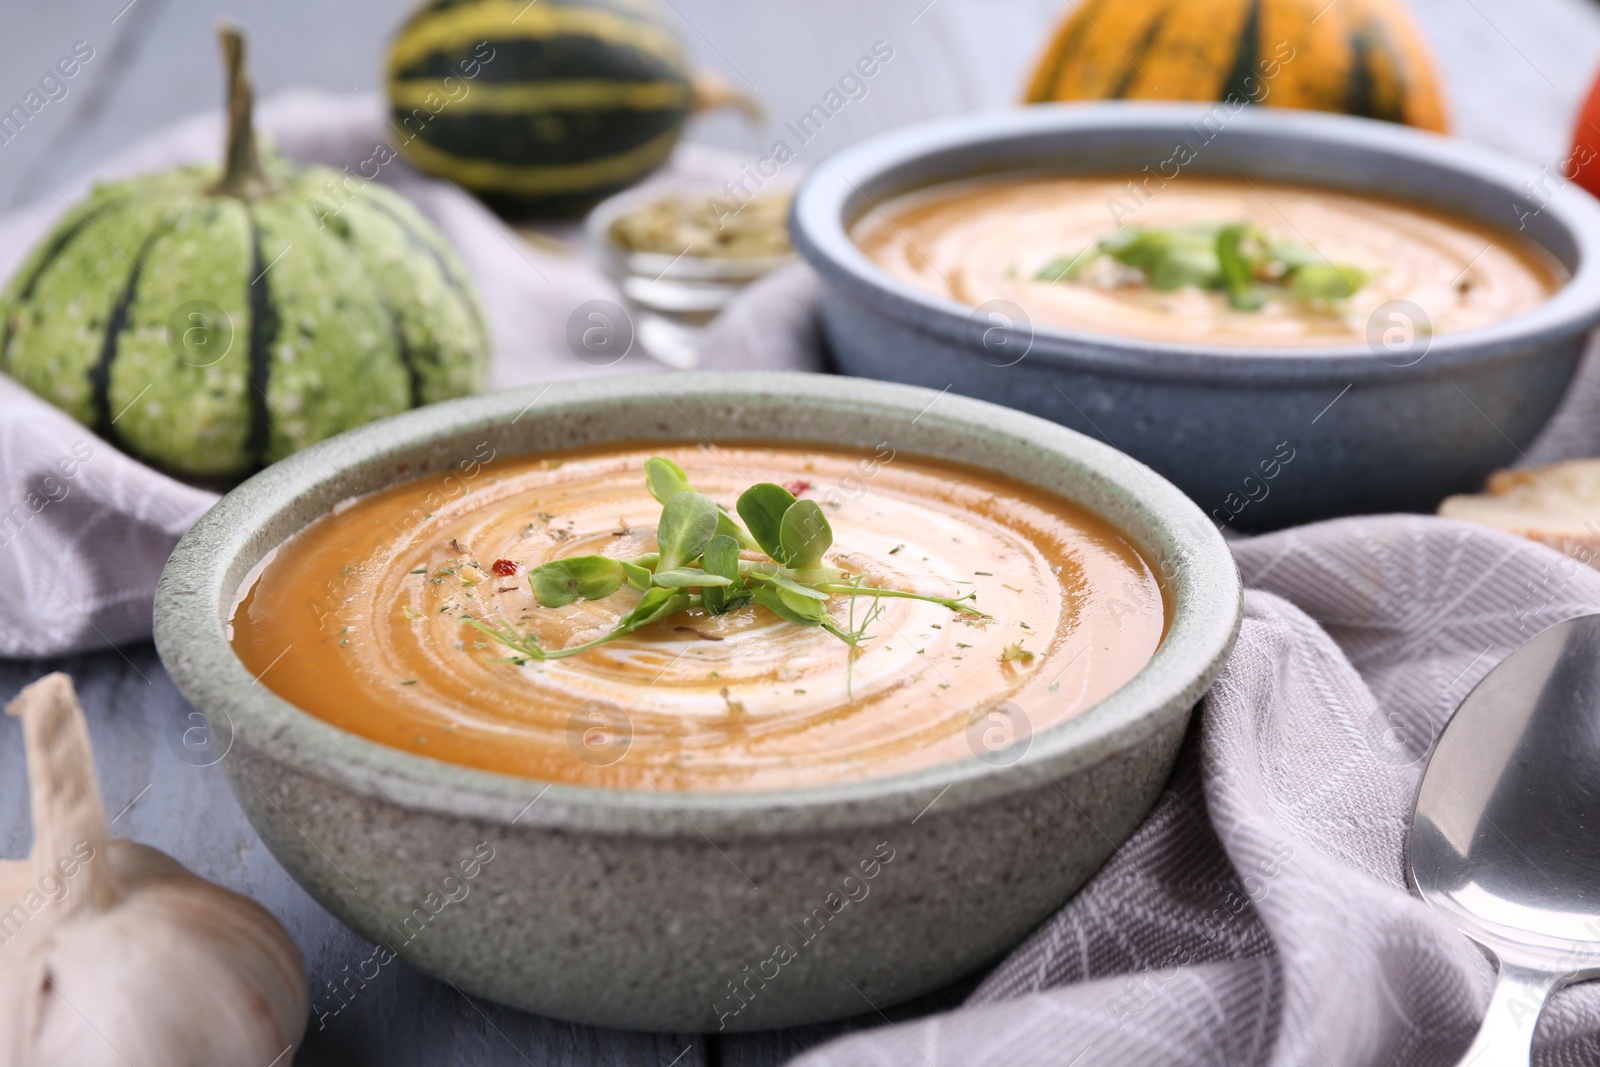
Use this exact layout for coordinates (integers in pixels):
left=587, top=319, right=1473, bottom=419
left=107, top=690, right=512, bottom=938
left=1290, top=262, right=1369, bottom=302
left=751, top=584, right=828, bottom=626
left=736, top=483, right=797, bottom=561
left=529, top=555, right=626, bottom=607
left=1270, top=240, right=1320, bottom=270
left=1149, top=238, right=1221, bottom=291
left=1034, top=250, right=1093, bottom=283
left=754, top=571, right=829, bottom=601
left=620, top=559, right=653, bottom=592
left=652, top=568, right=734, bottom=589
left=656, top=491, right=719, bottom=572
left=1099, top=228, right=1220, bottom=291
left=645, top=456, right=756, bottom=549
left=778, top=499, right=832, bottom=569
left=468, top=460, right=994, bottom=684
left=644, top=456, right=692, bottom=504
left=699, top=534, right=743, bottom=616
left=714, top=508, right=752, bottom=547
left=1035, top=221, right=1370, bottom=311
left=475, top=586, right=693, bottom=661
left=1096, top=226, right=1151, bottom=261
left=619, top=587, right=690, bottom=630
left=1216, top=224, right=1264, bottom=311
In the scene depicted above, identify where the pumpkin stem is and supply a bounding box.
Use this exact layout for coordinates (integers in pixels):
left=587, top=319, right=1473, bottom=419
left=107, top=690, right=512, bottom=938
left=690, top=69, right=763, bottom=122
left=210, top=24, right=279, bottom=198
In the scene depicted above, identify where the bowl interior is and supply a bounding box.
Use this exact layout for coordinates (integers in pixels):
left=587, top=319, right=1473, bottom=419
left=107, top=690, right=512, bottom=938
left=792, top=102, right=1600, bottom=365
left=839, top=115, right=1579, bottom=269
left=156, top=373, right=1241, bottom=835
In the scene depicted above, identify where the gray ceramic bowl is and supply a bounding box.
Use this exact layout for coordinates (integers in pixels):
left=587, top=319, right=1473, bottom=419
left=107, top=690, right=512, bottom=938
left=154, top=372, right=1240, bottom=1032
left=791, top=103, right=1600, bottom=530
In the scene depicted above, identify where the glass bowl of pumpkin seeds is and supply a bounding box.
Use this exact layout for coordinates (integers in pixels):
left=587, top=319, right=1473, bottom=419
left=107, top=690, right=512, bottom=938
left=588, top=180, right=796, bottom=318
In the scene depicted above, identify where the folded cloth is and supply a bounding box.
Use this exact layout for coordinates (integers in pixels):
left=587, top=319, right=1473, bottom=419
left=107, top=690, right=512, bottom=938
left=0, top=376, right=218, bottom=656
left=698, top=263, right=832, bottom=373
left=0, top=90, right=818, bottom=658
left=792, top=517, right=1600, bottom=1066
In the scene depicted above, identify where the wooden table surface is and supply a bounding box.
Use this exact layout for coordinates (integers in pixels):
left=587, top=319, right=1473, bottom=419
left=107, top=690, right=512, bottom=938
left=4, top=1, right=1600, bottom=1063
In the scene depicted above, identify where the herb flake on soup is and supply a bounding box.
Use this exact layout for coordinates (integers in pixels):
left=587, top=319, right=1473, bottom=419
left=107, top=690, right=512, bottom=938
left=230, top=444, right=1166, bottom=791
left=855, top=175, right=1564, bottom=347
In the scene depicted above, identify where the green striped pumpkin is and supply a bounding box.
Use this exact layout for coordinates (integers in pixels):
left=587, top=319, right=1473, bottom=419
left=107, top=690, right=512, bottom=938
left=387, top=0, right=700, bottom=217
left=0, top=28, right=489, bottom=484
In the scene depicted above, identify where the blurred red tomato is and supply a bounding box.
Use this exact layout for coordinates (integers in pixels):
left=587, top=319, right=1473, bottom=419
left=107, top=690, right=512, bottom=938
left=1570, top=67, right=1600, bottom=198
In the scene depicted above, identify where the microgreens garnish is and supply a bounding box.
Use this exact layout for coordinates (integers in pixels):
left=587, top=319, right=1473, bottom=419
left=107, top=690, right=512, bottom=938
left=1035, top=221, right=1370, bottom=310
left=463, top=457, right=982, bottom=666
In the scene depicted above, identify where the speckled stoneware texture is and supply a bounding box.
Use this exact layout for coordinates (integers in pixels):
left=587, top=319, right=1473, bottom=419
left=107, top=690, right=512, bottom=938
left=154, top=372, right=1241, bottom=1033
left=791, top=103, right=1600, bottom=531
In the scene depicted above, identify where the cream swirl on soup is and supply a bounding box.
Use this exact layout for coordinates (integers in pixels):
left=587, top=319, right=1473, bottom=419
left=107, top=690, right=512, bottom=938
left=231, top=444, right=1166, bottom=791
left=854, top=176, right=1562, bottom=347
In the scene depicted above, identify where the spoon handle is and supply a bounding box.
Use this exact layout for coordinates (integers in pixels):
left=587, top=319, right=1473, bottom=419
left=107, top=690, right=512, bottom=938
left=1455, top=962, right=1561, bottom=1067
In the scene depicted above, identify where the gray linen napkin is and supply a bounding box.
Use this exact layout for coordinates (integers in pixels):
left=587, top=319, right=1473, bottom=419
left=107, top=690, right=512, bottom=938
left=716, top=265, right=1600, bottom=1064
left=0, top=90, right=820, bottom=658
left=789, top=517, right=1600, bottom=1067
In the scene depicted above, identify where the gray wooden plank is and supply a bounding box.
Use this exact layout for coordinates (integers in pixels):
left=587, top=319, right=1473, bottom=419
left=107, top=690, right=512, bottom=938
left=717, top=974, right=982, bottom=1067
left=0, top=0, right=138, bottom=212
left=6, top=0, right=394, bottom=211
left=0, top=648, right=704, bottom=1067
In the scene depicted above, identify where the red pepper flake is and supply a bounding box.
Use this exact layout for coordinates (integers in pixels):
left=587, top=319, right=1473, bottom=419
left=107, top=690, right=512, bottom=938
left=491, top=559, right=518, bottom=576
left=783, top=480, right=811, bottom=496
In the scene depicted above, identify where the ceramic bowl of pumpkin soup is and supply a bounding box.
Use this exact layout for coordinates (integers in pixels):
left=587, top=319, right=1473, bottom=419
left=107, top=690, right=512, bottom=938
left=154, top=372, right=1239, bottom=1032
left=791, top=103, right=1600, bottom=529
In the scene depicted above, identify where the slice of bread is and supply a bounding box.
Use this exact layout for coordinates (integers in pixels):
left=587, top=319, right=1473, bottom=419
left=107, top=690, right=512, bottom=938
left=1438, top=459, right=1600, bottom=563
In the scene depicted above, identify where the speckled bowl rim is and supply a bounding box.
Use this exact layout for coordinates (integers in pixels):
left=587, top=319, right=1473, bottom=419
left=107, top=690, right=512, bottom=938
left=154, top=373, right=1241, bottom=837
left=791, top=102, right=1600, bottom=385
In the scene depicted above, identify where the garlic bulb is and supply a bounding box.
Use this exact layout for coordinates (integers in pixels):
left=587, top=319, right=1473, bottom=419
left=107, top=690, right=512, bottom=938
left=0, top=673, right=309, bottom=1066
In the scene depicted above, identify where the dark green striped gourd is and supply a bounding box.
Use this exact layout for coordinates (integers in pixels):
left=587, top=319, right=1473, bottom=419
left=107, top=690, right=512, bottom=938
left=387, top=0, right=709, bottom=217
left=0, top=27, right=489, bottom=483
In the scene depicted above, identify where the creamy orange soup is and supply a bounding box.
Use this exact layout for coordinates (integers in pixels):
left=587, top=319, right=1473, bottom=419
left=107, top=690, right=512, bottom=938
left=231, top=444, right=1165, bottom=791
left=855, top=175, right=1563, bottom=347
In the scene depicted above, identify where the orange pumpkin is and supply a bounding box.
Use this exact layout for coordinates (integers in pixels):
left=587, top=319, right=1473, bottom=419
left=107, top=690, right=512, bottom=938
left=1024, top=0, right=1450, bottom=133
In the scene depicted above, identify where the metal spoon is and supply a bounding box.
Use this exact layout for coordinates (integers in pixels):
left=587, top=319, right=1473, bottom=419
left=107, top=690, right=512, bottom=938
left=1408, top=612, right=1600, bottom=1065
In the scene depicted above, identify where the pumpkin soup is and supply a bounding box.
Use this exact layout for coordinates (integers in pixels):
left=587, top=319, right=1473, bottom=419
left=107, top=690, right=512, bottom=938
left=854, top=175, right=1562, bottom=347
left=230, top=444, right=1164, bottom=791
